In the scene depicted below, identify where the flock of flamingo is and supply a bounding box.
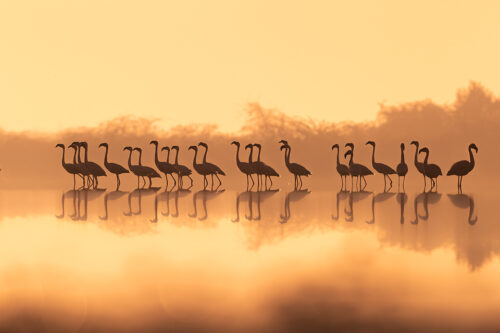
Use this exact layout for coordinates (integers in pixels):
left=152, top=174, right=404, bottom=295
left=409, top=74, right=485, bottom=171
left=56, top=140, right=478, bottom=192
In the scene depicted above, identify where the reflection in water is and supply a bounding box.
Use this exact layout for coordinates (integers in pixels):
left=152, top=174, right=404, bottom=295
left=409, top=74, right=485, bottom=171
left=396, top=192, right=408, bottom=224
left=366, top=192, right=396, bottom=224
left=331, top=190, right=349, bottom=221
left=448, top=193, right=477, bottom=225
left=280, top=189, right=310, bottom=224
left=190, top=189, right=225, bottom=221
left=100, top=191, right=127, bottom=220
left=344, top=191, right=371, bottom=222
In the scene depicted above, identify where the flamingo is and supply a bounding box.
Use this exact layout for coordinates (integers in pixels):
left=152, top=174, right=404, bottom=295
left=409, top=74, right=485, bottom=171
left=150, top=140, right=173, bottom=188
left=253, top=143, right=279, bottom=189
left=123, top=146, right=144, bottom=188
left=366, top=141, right=396, bottom=190
left=73, top=141, right=92, bottom=188
left=79, top=142, right=106, bottom=189
left=396, top=143, right=408, bottom=192
left=170, top=145, right=193, bottom=189
left=279, top=142, right=311, bottom=189
left=133, top=147, right=161, bottom=188
left=99, top=143, right=129, bottom=190
left=418, top=147, right=442, bottom=191
left=344, top=143, right=373, bottom=191
left=231, top=141, right=254, bottom=189
left=410, top=141, right=427, bottom=189
left=447, top=143, right=478, bottom=192
left=197, top=142, right=226, bottom=188
left=55, top=144, right=82, bottom=188
left=331, top=144, right=350, bottom=190
left=188, top=145, right=225, bottom=189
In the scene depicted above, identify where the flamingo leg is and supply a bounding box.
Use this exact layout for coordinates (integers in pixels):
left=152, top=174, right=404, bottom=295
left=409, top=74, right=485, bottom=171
left=116, top=174, right=120, bottom=190
left=403, top=176, right=406, bottom=192
left=211, top=174, right=214, bottom=189
left=170, top=174, right=177, bottom=187
left=216, top=174, right=222, bottom=187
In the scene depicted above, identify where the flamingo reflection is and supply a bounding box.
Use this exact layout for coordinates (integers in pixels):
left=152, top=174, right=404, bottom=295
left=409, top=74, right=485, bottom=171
left=448, top=193, right=477, bottom=225
left=280, top=189, right=310, bottom=224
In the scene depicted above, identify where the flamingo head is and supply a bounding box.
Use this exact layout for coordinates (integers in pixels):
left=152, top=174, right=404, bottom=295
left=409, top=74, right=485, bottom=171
left=253, top=143, right=261, bottom=149
left=345, top=143, right=354, bottom=150
left=400, top=143, right=405, bottom=150
left=231, top=141, right=239, bottom=146
left=344, top=150, right=352, bottom=158
left=150, top=140, right=158, bottom=146
left=418, top=147, right=429, bottom=155
left=331, top=144, right=339, bottom=150
left=55, top=143, right=64, bottom=149
left=410, top=141, right=419, bottom=147
left=123, top=146, right=132, bottom=151
left=161, top=146, right=170, bottom=152
left=133, top=147, right=142, bottom=153
left=279, top=140, right=288, bottom=145
left=365, top=141, right=375, bottom=146
left=188, top=145, right=197, bottom=151
left=171, top=145, right=179, bottom=151
left=79, top=142, right=88, bottom=148
left=198, top=142, right=208, bottom=148
left=469, top=143, right=478, bottom=153
left=244, top=144, right=253, bottom=150
left=98, top=143, right=108, bottom=148
left=280, top=144, right=289, bottom=152
left=68, top=142, right=77, bottom=149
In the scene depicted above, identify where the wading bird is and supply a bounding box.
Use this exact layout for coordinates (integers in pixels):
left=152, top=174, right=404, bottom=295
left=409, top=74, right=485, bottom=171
left=133, top=147, right=161, bottom=188
left=279, top=142, right=311, bottom=189
left=447, top=143, right=478, bottom=192
left=345, top=143, right=373, bottom=191
left=331, top=144, right=350, bottom=190
left=189, top=144, right=225, bottom=189
left=232, top=141, right=254, bottom=189
left=410, top=141, right=427, bottom=189
left=170, top=145, right=193, bottom=189
left=56, top=144, right=82, bottom=188
left=99, top=143, right=129, bottom=190
left=419, top=147, right=442, bottom=191
left=123, top=146, right=144, bottom=188
left=366, top=141, right=396, bottom=191
left=396, top=143, right=408, bottom=192
left=253, top=143, right=279, bottom=189
left=80, top=142, right=106, bottom=189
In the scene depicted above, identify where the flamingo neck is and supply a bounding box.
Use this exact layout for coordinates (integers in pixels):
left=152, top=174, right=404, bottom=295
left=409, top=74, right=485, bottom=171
left=285, top=147, right=291, bottom=166
left=234, top=145, right=241, bottom=165
left=137, top=151, right=142, bottom=166
left=153, top=143, right=159, bottom=167
left=370, top=145, right=376, bottom=167
left=166, top=149, right=171, bottom=164
left=400, top=147, right=405, bottom=164
left=413, top=143, right=419, bottom=166
left=202, top=146, right=208, bottom=163
left=174, top=149, right=179, bottom=165
left=60, top=147, right=66, bottom=167
left=347, top=153, right=353, bottom=165
left=422, top=151, right=429, bottom=166
left=335, top=147, right=340, bottom=166
left=127, top=150, right=132, bottom=168
left=256, top=147, right=262, bottom=162
left=77, top=146, right=82, bottom=164
left=192, top=149, right=198, bottom=166
left=248, top=146, right=253, bottom=163
left=71, top=147, right=77, bottom=164
left=104, top=146, right=109, bottom=165
left=84, top=146, right=89, bottom=163
left=469, top=147, right=475, bottom=167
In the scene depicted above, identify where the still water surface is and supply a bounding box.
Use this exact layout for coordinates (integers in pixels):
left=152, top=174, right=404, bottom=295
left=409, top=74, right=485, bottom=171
left=0, top=188, right=497, bottom=332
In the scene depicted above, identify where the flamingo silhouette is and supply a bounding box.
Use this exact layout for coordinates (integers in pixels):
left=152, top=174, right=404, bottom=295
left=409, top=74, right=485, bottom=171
left=188, top=145, right=225, bottom=189
left=74, top=141, right=92, bottom=188
left=418, top=147, right=442, bottom=191
left=56, top=144, right=82, bottom=188
left=231, top=141, right=254, bottom=189
left=410, top=141, right=427, bottom=189
left=447, top=143, right=478, bottom=192
left=170, top=145, right=193, bottom=189
left=365, top=141, right=396, bottom=191
left=279, top=142, right=311, bottom=189
left=396, top=143, right=408, bottom=192
left=123, top=146, right=144, bottom=188
left=150, top=140, right=176, bottom=188
left=99, top=143, right=129, bottom=190
left=133, top=147, right=161, bottom=188
left=79, top=142, right=106, bottom=189
left=253, top=143, right=279, bottom=190
left=344, top=143, right=373, bottom=191
left=331, top=144, right=350, bottom=190
left=196, top=142, right=225, bottom=188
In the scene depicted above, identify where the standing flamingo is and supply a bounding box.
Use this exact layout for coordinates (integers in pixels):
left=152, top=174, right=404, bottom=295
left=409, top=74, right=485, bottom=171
left=55, top=144, right=82, bottom=188
left=160, top=146, right=180, bottom=188
left=197, top=142, right=225, bottom=188
left=396, top=143, right=408, bottom=192
left=123, top=146, right=144, bottom=188
left=99, top=143, right=129, bottom=190
left=133, top=147, right=161, bottom=188
left=344, top=143, right=373, bottom=191
left=231, top=141, right=254, bottom=189
left=410, top=141, right=427, bottom=189
left=279, top=142, right=311, bottom=189
left=150, top=140, right=176, bottom=188
left=79, top=142, right=106, bottom=189
left=253, top=143, right=279, bottom=189
left=170, top=145, right=193, bottom=189
left=447, top=143, right=478, bottom=192
left=419, top=147, right=442, bottom=191
left=365, top=141, right=396, bottom=191
left=331, top=144, right=350, bottom=190
left=188, top=145, right=225, bottom=189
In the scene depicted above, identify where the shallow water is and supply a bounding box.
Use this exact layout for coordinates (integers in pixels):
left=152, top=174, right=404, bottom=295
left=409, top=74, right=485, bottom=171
left=0, top=187, right=497, bottom=332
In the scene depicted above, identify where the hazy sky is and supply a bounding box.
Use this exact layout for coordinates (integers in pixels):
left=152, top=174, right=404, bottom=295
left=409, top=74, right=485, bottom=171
left=1, top=0, right=499, bottom=132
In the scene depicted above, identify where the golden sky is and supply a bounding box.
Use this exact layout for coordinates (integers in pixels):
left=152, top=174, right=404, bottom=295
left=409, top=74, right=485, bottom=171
left=0, top=0, right=499, bottom=133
